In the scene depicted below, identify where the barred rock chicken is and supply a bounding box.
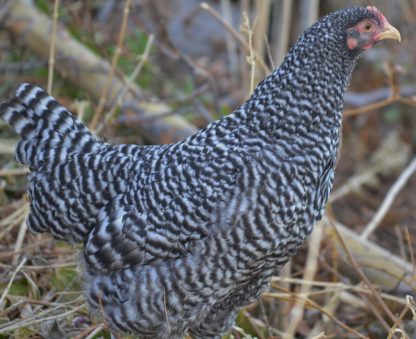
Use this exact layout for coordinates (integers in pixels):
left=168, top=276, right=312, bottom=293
left=0, top=6, right=400, bottom=338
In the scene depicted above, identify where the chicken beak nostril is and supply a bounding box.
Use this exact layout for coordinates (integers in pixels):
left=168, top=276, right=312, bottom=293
left=378, top=23, right=401, bottom=42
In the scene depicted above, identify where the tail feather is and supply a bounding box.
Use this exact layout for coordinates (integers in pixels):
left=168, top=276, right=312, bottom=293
left=0, top=84, right=106, bottom=243
left=0, top=98, right=36, bottom=164
left=0, top=97, right=36, bottom=139
left=0, top=83, right=99, bottom=169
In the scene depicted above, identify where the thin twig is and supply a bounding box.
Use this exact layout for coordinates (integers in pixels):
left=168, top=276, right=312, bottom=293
left=241, top=12, right=257, bottom=93
left=387, top=298, right=411, bottom=339
left=0, top=301, right=86, bottom=333
left=0, top=237, right=51, bottom=260
left=253, top=0, right=271, bottom=69
left=404, top=227, right=415, bottom=288
left=259, top=299, right=271, bottom=339
left=326, top=216, right=400, bottom=327
left=344, top=96, right=397, bottom=116
left=270, top=277, right=407, bottom=305
left=47, top=0, right=60, bottom=93
left=0, top=300, right=25, bottom=318
left=13, top=217, right=28, bottom=265
left=358, top=292, right=391, bottom=333
left=285, top=222, right=324, bottom=337
left=96, top=34, right=155, bottom=134
left=200, top=2, right=270, bottom=74
left=406, top=295, right=416, bottom=319
left=0, top=139, right=16, bottom=154
left=0, top=257, right=27, bottom=309
left=0, top=202, right=29, bottom=240
left=240, top=312, right=286, bottom=336
left=90, top=0, right=132, bottom=130
left=271, top=284, right=369, bottom=339
left=344, top=63, right=402, bottom=116
left=0, top=201, right=28, bottom=228
left=163, top=287, right=171, bottom=335
left=72, top=323, right=105, bottom=339
left=361, top=157, right=416, bottom=239
left=344, top=85, right=416, bottom=107
left=0, top=262, right=77, bottom=271
left=220, top=0, right=239, bottom=74
left=85, top=324, right=105, bottom=339
left=264, top=35, right=275, bottom=70
left=6, top=297, right=64, bottom=308
left=278, top=257, right=292, bottom=328
left=0, top=167, right=29, bottom=176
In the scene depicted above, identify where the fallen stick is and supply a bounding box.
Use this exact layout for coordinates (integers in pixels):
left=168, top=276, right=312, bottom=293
left=1, top=0, right=197, bottom=144
left=324, top=218, right=415, bottom=292
left=344, top=85, right=416, bottom=107
left=361, top=157, right=416, bottom=239
left=330, top=131, right=411, bottom=202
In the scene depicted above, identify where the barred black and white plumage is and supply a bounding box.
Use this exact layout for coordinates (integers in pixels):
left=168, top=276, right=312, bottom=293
left=0, top=6, right=400, bottom=338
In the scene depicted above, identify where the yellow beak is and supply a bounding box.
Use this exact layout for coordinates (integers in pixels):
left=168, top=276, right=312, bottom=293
left=378, top=23, right=401, bottom=42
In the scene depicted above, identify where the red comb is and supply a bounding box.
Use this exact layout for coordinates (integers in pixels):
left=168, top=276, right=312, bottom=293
left=366, top=6, right=388, bottom=26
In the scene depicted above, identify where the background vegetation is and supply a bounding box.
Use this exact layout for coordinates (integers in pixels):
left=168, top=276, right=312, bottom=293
left=0, top=0, right=415, bottom=338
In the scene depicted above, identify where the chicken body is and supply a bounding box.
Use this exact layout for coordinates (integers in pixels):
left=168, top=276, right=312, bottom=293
left=0, top=6, right=400, bottom=338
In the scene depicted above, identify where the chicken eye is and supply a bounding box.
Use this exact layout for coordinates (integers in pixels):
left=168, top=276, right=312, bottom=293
left=363, top=22, right=373, bottom=31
